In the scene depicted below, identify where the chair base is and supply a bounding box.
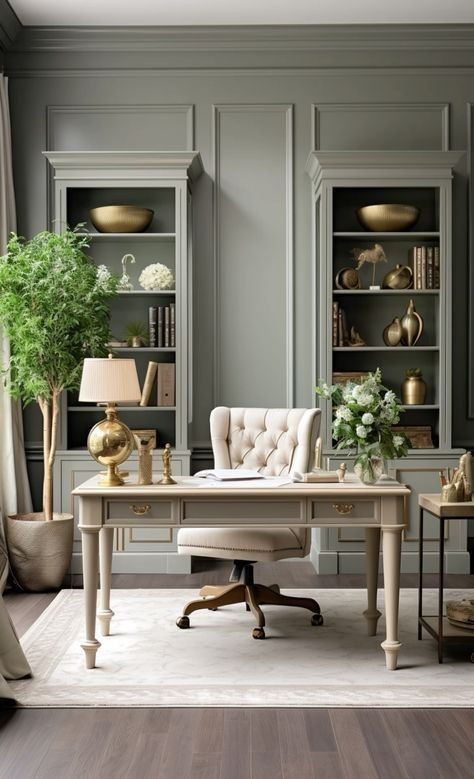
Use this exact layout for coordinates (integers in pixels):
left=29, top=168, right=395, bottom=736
left=176, top=581, right=323, bottom=639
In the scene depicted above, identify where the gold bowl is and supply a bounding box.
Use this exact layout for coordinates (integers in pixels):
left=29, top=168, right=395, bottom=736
left=356, top=204, right=420, bottom=232
left=89, top=205, right=154, bottom=233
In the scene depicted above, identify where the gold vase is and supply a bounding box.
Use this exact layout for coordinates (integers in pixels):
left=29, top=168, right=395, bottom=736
left=401, top=376, right=426, bottom=405
left=401, top=299, right=423, bottom=346
left=383, top=317, right=403, bottom=346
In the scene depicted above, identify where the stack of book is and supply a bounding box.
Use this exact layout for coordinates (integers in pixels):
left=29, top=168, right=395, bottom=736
left=332, top=302, right=348, bottom=347
left=408, top=246, right=440, bottom=289
left=148, top=304, right=176, bottom=348
left=140, top=361, right=176, bottom=407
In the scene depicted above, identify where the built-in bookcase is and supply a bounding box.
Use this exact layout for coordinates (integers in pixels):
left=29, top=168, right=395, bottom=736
left=306, top=151, right=469, bottom=574
left=44, top=151, right=202, bottom=573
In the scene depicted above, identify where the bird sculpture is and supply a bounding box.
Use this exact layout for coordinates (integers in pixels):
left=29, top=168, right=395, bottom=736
left=351, top=243, right=387, bottom=287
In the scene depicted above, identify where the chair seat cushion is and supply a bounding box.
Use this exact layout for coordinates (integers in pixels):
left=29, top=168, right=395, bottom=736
left=177, top=527, right=305, bottom=562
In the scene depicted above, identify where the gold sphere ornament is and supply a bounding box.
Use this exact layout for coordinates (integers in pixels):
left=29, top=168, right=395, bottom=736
left=88, top=404, right=134, bottom=486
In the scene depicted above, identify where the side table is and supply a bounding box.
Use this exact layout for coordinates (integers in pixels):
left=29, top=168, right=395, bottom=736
left=418, top=494, right=474, bottom=663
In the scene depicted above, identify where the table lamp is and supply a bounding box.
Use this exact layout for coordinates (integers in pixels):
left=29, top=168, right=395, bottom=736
left=79, top=354, right=141, bottom=486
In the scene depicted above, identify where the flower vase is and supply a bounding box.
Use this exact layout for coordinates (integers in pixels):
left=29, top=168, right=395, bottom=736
left=354, top=456, right=385, bottom=485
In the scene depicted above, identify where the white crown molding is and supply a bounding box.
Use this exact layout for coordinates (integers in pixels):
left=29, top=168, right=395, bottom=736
left=7, top=23, right=474, bottom=54
left=43, top=150, right=203, bottom=181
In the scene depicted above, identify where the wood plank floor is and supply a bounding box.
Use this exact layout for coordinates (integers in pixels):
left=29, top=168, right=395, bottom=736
left=2, top=561, right=474, bottom=779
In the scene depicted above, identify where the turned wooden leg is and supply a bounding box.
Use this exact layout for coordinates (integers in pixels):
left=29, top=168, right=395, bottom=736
left=364, top=528, right=382, bottom=636
left=80, top=527, right=101, bottom=669
left=381, top=526, right=403, bottom=671
left=97, top=527, right=114, bottom=637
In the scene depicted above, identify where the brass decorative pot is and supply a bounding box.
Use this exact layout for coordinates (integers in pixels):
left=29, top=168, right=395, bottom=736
left=382, top=264, right=413, bottom=290
left=401, top=299, right=423, bottom=346
left=89, top=206, right=154, bottom=233
left=356, top=204, right=420, bottom=232
left=401, top=375, right=426, bottom=405
left=383, top=317, right=403, bottom=347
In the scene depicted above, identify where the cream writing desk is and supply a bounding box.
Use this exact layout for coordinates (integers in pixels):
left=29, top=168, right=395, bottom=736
left=73, top=474, right=410, bottom=670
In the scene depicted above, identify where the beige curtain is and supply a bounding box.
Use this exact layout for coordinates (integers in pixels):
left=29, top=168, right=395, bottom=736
left=0, top=74, right=32, bottom=697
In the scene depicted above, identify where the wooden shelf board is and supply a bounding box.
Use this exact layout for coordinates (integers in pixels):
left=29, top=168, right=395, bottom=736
left=76, top=232, right=175, bottom=241
left=333, top=289, right=439, bottom=295
left=333, top=346, right=439, bottom=352
left=333, top=232, right=440, bottom=239
left=117, top=290, right=176, bottom=296
left=401, top=405, right=439, bottom=410
left=421, top=616, right=474, bottom=640
left=110, top=347, right=176, bottom=352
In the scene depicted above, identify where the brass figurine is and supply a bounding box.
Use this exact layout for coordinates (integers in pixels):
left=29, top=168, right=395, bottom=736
left=439, top=455, right=473, bottom=503
left=337, top=463, right=347, bottom=483
left=401, top=299, right=423, bottom=346
left=335, top=267, right=361, bottom=290
left=351, top=243, right=387, bottom=287
left=133, top=430, right=155, bottom=485
left=158, top=443, right=176, bottom=485
left=348, top=326, right=366, bottom=347
left=383, top=317, right=403, bottom=347
left=382, top=264, right=413, bottom=290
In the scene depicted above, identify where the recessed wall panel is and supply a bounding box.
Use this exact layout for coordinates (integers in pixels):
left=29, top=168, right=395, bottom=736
left=213, top=104, right=293, bottom=407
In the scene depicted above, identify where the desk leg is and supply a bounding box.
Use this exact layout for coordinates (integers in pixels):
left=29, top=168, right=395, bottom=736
left=381, top=526, right=402, bottom=671
left=98, top=527, right=115, bottom=637
left=363, top=528, right=382, bottom=636
left=79, top=527, right=101, bottom=669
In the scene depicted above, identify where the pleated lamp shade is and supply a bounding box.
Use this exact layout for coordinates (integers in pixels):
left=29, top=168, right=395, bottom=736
left=79, top=357, right=141, bottom=403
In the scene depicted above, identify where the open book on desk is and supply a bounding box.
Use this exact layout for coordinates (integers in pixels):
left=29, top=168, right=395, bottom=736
left=194, top=468, right=264, bottom=481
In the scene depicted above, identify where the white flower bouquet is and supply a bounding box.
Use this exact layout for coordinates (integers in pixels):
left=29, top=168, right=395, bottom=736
left=139, top=262, right=174, bottom=290
left=315, top=369, right=409, bottom=478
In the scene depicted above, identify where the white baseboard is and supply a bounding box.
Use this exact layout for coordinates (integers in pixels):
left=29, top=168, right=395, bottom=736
left=311, top=550, right=471, bottom=575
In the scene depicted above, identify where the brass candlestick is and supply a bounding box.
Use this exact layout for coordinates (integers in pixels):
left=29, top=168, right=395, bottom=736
left=158, top=443, right=176, bottom=485
left=132, top=430, right=155, bottom=485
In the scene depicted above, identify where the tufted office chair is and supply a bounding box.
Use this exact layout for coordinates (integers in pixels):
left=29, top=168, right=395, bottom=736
left=176, top=407, right=323, bottom=639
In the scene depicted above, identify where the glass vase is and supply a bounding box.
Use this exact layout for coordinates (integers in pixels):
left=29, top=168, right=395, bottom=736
left=354, top=456, right=385, bottom=485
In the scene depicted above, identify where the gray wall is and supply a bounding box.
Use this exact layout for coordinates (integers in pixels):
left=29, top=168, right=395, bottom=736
left=3, top=25, right=474, bottom=476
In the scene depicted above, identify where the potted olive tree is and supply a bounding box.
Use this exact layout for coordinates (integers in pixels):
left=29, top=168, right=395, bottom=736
left=0, top=229, right=118, bottom=590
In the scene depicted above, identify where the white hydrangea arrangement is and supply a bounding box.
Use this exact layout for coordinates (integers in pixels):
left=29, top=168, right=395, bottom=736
left=139, top=262, right=174, bottom=290
left=315, top=369, right=409, bottom=471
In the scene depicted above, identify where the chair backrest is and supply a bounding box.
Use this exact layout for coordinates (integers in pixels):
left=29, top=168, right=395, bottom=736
left=210, top=407, right=321, bottom=554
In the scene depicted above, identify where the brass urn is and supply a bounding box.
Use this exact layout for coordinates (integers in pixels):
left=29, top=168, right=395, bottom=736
left=401, top=299, right=423, bottom=346
left=383, top=317, right=403, bottom=347
left=401, top=370, right=426, bottom=405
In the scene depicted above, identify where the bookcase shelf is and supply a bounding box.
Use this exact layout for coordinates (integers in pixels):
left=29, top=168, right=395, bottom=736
left=333, top=231, right=440, bottom=239
left=111, top=347, right=176, bottom=353
left=333, top=289, right=439, bottom=296
left=333, top=346, right=439, bottom=352
left=117, top=290, right=176, bottom=296
left=76, top=232, right=176, bottom=241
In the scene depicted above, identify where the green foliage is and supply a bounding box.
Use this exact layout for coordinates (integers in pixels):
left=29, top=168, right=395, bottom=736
left=315, top=368, right=410, bottom=464
left=405, top=368, right=422, bottom=378
left=124, top=320, right=148, bottom=346
left=0, top=229, right=119, bottom=405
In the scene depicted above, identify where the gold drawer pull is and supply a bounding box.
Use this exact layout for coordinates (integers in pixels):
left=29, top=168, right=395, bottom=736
left=332, top=503, right=354, bottom=515
left=130, top=504, right=151, bottom=516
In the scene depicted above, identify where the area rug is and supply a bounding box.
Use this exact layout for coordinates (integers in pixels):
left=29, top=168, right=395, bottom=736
left=10, top=588, right=474, bottom=708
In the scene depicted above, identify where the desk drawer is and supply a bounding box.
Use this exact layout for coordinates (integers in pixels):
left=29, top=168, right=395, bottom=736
left=105, top=499, right=176, bottom=525
left=181, top=499, right=305, bottom=525
left=311, top=499, right=380, bottom=524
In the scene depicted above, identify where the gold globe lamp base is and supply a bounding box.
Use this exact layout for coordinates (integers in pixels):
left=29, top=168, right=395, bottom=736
left=87, top=403, right=135, bottom=487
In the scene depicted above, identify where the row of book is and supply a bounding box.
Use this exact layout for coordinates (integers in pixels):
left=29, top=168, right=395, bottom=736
left=140, top=361, right=176, bottom=407
left=408, top=246, right=440, bottom=290
left=148, top=304, right=175, bottom=348
left=332, top=302, right=348, bottom=347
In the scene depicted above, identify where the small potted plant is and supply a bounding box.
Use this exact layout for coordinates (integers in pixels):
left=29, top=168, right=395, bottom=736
left=401, top=368, right=427, bottom=405
left=0, top=230, right=118, bottom=590
left=124, top=321, right=148, bottom=347
left=316, top=368, right=410, bottom=484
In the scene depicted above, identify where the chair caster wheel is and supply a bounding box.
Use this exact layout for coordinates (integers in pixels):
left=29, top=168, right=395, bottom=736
left=176, top=616, right=190, bottom=629
left=252, top=627, right=265, bottom=640
left=470, top=652, right=474, bottom=663
left=311, top=613, right=324, bottom=626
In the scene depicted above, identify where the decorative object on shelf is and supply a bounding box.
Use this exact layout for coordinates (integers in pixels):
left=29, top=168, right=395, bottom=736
left=382, top=263, right=414, bottom=290
left=125, top=321, right=148, bottom=348
left=118, top=253, right=135, bottom=291
left=383, top=317, right=403, bottom=347
left=139, top=262, right=174, bottom=291
left=351, top=243, right=387, bottom=288
left=332, top=371, right=369, bottom=385
left=446, top=599, right=474, bottom=630
left=356, top=204, right=420, bottom=232
left=354, top=456, right=385, bottom=486
left=315, top=368, right=409, bottom=485
left=132, top=430, right=155, bottom=486
left=158, top=443, right=176, bottom=485
left=400, top=298, right=423, bottom=346
left=0, top=228, right=118, bottom=590
left=348, top=326, right=366, bottom=347
left=401, top=368, right=427, bottom=405
left=89, top=205, right=153, bottom=233
left=440, top=482, right=457, bottom=503
left=337, top=462, right=347, bottom=482
left=409, top=246, right=440, bottom=290
left=392, top=425, right=433, bottom=449
left=335, top=267, right=361, bottom=290
left=79, top=355, right=141, bottom=487
left=459, top=452, right=473, bottom=501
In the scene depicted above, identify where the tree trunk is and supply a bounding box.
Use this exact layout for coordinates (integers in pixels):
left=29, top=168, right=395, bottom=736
left=39, top=398, right=53, bottom=521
